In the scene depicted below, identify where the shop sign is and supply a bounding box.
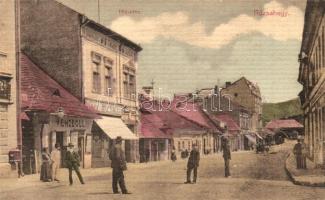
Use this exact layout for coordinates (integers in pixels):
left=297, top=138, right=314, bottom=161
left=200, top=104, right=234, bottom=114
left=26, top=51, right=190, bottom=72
left=55, top=118, right=86, bottom=128
left=50, top=116, right=93, bottom=132
left=85, top=98, right=124, bottom=116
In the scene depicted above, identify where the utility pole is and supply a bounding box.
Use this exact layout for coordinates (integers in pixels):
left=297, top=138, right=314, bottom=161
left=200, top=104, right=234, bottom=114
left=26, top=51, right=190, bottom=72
left=150, top=79, right=155, bottom=98
left=97, top=0, right=100, bottom=23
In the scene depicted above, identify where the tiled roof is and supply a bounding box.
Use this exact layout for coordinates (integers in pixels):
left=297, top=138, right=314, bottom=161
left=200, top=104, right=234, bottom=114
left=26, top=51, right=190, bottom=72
left=265, top=119, right=303, bottom=130
left=21, top=54, right=98, bottom=119
left=139, top=112, right=172, bottom=139
left=171, top=100, right=217, bottom=130
left=214, top=114, right=240, bottom=132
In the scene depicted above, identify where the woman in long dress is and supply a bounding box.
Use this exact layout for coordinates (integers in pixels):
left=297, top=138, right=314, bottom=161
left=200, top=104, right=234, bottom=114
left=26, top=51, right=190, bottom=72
left=40, top=147, right=52, bottom=182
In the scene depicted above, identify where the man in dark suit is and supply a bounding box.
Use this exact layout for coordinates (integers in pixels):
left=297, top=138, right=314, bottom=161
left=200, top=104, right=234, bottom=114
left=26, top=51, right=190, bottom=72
left=222, top=137, right=231, bottom=178
left=184, top=144, right=200, bottom=184
left=109, top=136, right=131, bottom=194
left=65, top=143, right=85, bottom=185
left=293, top=139, right=303, bottom=169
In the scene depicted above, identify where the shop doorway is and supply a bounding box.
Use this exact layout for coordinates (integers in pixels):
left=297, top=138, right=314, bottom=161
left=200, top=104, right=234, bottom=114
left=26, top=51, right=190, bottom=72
left=22, top=120, right=35, bottom=175
left=78, top=137, right=85, bottom=168
left=55, top=132, right=65, bottom=168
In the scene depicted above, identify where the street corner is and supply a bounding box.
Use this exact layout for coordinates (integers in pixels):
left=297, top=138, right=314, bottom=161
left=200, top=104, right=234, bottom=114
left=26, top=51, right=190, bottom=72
left=285, top=153, right=325, bottom=187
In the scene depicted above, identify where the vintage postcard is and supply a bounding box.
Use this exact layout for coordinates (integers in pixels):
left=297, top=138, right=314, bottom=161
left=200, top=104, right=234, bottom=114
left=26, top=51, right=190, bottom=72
left=0, top=0, right=324, bottom=199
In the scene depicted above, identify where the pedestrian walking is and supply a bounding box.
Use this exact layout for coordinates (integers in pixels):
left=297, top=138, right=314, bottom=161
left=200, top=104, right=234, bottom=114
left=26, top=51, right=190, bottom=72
left=222, top=137, right=231, bottom=178
left=109, top=136, right=131, bottom=194
left=51, top=143, right=61, bottom=182
left=293, top=139, right=303, bottom=169
left=40, top=147, right=52, bottom=182
left=65, top=143, right=85, bottom=185
left=184, top=144, right=200, bottom=184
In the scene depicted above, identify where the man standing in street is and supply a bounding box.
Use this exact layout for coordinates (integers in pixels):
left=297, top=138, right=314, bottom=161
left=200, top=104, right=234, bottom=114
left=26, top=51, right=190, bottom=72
left=65, top=143, right=85, bottom=185
left=293, top=139, right=303, bottom=169
left=222, top=137, right=231, bottom=178
left=184, top=144, right=200, bottom=184
left=109, top=136, right=131, bottom=194
left=51, top=143, right=61, bottom=182
left=301, top=139, right=307, bottom=169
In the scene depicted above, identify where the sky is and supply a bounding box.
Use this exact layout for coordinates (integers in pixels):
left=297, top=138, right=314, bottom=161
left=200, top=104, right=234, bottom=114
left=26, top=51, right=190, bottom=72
left=58, top=0, right=306, bottom=103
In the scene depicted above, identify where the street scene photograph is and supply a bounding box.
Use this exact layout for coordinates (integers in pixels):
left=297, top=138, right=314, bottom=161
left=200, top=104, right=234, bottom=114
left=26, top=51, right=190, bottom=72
left=0, top=0, right=325, bottom=199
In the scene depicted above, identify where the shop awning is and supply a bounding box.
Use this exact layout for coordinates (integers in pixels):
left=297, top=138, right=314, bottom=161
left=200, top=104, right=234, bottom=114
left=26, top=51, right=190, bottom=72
left=244, top=134, right=256, bottom=144
left=95, top=116, right=138, bottom=140
left=255, top=132, right=263, bottom=140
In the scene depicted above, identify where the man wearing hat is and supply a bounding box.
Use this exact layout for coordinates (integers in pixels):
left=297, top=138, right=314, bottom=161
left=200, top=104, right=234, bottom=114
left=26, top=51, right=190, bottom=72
left=65, top=143, right=85, bottom=185
left=222, top=137, right=231, bottom=178
left=109, top=136, right=130, bottom=194
left=184, top=143, right=200, bottom=184
left=293, top=139, right=303, bottom=169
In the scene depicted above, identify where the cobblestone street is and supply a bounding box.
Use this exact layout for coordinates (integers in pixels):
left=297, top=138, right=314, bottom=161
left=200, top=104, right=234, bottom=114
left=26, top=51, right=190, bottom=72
left=1, top=141, right=325, bottom=200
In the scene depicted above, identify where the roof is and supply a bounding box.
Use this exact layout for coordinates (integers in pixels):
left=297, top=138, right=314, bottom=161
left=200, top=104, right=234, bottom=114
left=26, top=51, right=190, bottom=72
left=214, top=114, right=240, bottom=132
left=85, top=19, right=142, bottom=52
left=171, top=100, right=217, bottom=130
left=53, top=0, right=142, bottom=51
left=140, top=101, right=207, bottom=132
left=21, top=54, right=98, bottom=119
left=139, top=112, right=172, bottom=139
left=224, top=77, right=261, bottom=98
left=265, top=119, right=303, bottom=130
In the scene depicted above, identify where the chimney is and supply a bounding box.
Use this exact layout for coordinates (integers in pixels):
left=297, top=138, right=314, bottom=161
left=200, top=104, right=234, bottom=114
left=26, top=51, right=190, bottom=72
left=214, top=85, right=219, bottom=95
left=225, top=82, right=231, bottom=87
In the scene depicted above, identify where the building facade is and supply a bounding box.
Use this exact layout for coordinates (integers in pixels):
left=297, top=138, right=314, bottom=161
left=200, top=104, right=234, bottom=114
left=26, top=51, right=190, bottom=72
left=20, top=54, right=97, bottom=173
left=298, top=0, right=325, bottom=167
left=20, top=0, right=142, bottom=168
left=0, top=0, right=19, bottom=177
left=221, top=77, right=262, bottom=132
left=205, top=87, right=255, bottom=151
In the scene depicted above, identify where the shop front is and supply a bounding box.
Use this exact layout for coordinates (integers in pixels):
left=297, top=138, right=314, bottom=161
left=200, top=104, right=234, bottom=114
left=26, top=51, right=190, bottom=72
left=91, top=116, right=138, bottom=168
left=47, top=115, right=93, bottom=168
left=22, top=112, right=94, bottom=174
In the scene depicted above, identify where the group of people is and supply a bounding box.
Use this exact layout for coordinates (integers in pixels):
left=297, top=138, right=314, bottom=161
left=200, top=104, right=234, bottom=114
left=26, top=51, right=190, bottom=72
left=40, top=143, right=61, bottom=182
left=38, top=136, right=130, bottom=194
left=40, top=143, right=85, bottom=185
left=184, top=137, right=232, bottom=184
left=38, top=135, right=234, bottom=194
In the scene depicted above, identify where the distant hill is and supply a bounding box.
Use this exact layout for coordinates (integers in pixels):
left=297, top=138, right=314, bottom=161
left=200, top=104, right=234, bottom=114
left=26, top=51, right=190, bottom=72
left=262, top=98, right=303, bottom=125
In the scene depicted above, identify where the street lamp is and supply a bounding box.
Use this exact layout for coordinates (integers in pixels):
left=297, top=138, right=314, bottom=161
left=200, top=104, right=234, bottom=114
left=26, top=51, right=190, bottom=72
left=55, top=107, right=65, bottom=119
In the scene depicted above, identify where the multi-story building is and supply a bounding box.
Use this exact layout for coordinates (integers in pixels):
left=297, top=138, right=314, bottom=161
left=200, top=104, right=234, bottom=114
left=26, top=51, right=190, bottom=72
left=221, top=77, right=262, bottom=133
left=205, top=87, right=255, bottom=151
left=0, top=0, right=19, bottom=177
left=20, top=0, right=142, bottom=167
left=298, top=0, right=325, bottom=167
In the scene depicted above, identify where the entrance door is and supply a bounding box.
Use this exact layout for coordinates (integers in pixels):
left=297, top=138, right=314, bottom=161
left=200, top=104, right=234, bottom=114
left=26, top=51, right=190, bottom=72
left=55, top=132, right=65, bottom=168
left=78, top=137, right=85, bottom=168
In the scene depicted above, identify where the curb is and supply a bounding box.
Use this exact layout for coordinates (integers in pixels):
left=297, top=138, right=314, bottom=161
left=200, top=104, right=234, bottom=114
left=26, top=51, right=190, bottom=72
left=284, top=153, right=325, bottom=187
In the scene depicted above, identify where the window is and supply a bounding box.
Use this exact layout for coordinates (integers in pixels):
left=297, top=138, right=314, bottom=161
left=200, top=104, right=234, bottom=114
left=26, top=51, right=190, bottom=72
left=91, top=52, right=102, bottom=93
left=104, top=67, right=112, bottom=96
left=129, top=75, right=136, bottom=100
left=0, top=78, right=11, bottom=100
left=92, top=62, right=101, bottom=93
left=178, top=141, right=181, bottom=151
left=123, top=72, right=129, bottom=98
left=234, top=93, right=238, bottom=97
left=123, top=64, right=136, bottom=99
left=104, top=57, right=114, bottom=96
